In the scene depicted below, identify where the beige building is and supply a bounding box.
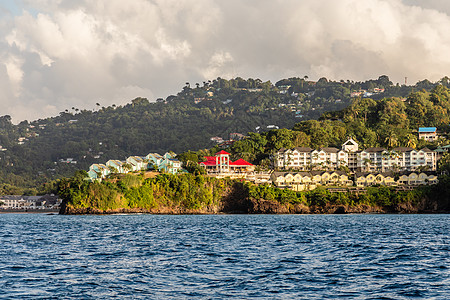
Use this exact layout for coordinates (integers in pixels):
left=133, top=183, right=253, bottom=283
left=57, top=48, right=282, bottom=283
left=354, top=172, right=397, bottom=187
left=397, top=172, right=439, bottom=185
left=271, top=171, right=353, bottom=191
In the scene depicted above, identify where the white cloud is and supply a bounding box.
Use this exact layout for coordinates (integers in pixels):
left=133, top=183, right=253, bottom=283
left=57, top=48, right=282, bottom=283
left=1, top=0, right=450, bottom=122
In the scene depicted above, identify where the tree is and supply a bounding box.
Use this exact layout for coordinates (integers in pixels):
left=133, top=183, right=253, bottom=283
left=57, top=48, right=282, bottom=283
left=438, top=153, right=450, bottom=175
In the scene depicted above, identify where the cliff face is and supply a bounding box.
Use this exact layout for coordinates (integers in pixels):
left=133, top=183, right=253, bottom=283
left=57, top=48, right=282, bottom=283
left=59, top=185, right=448, bottom=215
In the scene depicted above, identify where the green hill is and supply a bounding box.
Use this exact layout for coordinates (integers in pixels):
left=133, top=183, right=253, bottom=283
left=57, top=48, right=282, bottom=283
left=0, top=75, right=449, bottom=194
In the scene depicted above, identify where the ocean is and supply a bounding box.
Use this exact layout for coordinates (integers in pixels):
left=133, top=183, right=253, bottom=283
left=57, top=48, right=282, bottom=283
left=0, top=214, right=448, bottom=299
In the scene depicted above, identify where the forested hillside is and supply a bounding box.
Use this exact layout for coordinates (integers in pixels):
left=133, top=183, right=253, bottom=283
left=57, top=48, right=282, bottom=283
left=0, top=75, right=449, bottom=194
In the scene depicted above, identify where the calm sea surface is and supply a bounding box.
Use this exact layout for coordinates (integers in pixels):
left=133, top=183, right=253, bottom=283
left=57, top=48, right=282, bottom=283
left=0, top=214, right=448, bottom=299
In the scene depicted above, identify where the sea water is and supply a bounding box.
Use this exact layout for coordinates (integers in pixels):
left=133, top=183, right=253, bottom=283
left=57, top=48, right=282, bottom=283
left=0, top=214, right=448, bottom=299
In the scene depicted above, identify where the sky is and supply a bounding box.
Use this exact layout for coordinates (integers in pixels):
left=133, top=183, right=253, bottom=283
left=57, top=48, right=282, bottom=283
left=1, top=0, right=450, bottom=122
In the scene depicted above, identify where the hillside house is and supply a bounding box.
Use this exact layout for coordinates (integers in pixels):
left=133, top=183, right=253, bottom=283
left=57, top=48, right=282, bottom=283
left=88, top=164, right=110, bottom=180
left=146, top=153, right=164, bottom=167
left=106, top=160, right=125, bottom=173
left=126, top=156, right=147, bottom=171
left=158, top=158, right=182, bottom=174
left=418, top=127, right=437, bottom=141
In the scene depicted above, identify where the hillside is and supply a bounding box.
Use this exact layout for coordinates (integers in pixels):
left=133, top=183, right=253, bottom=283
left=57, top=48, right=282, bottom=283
left=0, top=75, right=449, bottom=194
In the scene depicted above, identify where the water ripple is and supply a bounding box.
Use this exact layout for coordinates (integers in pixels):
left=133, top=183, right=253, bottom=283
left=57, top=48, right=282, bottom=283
left=0, top=214, right=448, bottom=299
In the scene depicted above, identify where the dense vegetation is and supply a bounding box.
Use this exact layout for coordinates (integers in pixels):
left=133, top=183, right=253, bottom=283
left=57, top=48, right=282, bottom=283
left=58, top=171, right=449, bottom=214
left=58, top=171, right=235, bottom=213
left=1, top=75, right=450, bottom=194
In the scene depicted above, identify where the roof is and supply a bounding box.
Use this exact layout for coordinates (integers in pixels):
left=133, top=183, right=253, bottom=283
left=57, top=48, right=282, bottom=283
left=354, top=171, right=394, bottom=178
left=398, top=171, right=438, bottom=176
left=420, top=147, right=433, bottom=153
left=271, top=171, right=318, bottom=177
left=364, top=147, right=387, bottom=153
left=320, top=147, right=340, bottom=153
left=293, top=147, right=313, bottom=152
left=418, top=127, right=436, bottom=133
left=343, top=138, right=358, bottom=145
left=199, top=156, right=217, bottom=166
left=230, top=159, right=253, bottom=166
left=216, top=150, right=230, bottom=155
left=393, top=147, right=414, bottom=152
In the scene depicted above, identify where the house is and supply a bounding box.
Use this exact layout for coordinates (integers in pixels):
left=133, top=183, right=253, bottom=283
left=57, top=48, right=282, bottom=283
left=276, top=146, right=349, bottom=171
left=199, top=150, right=232, bottom=174
left=418, top=127, right=437, bottom=141
left=230, top=133, right=246, bottom=140
left=210, top=136, right=224, bottom=144
left=106, top=160, right=125, bottom=173
left=199, top=150, right=254, bottom=178
left=146, top=153, right=164, bottom=168
left=159, top=158, right=182, bottom=174
left=126, top=156, right=147, bottom=171
left=88, top=164, right=110, bottom=180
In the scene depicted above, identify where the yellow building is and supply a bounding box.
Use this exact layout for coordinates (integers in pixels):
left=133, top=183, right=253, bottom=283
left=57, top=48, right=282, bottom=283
left=354, top=172, right=397, bottom=187
left=397, top=172, right=439, bottom=185
left=271, top=171, right=352, bottom=191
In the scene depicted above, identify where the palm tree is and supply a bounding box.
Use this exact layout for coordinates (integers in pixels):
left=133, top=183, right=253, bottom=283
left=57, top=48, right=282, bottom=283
left=405, top=133, right=417, bottom=148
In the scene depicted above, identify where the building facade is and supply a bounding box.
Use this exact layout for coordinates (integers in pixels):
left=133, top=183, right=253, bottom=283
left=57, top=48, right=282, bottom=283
left=276, top=139, right=437, bottom=173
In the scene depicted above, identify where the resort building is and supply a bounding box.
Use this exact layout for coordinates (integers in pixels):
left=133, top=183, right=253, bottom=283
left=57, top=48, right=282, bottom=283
left=354, top=172, right=397, bottom=187
left=271, top=171, right=353, bottom=191
left=271, top=170, right=439, bottom=191
left=199, top=150, right=255, bottom=178
left=276, top=138, right=437, bottom=173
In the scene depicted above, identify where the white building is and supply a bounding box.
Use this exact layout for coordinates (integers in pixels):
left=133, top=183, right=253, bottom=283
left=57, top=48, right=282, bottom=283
left=276, top=138, right=437, bottom=173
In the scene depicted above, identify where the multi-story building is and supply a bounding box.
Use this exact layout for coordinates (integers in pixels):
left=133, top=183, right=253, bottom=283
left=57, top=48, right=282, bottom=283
left=358, top=147, right=388, bottom=172
left=275, top=147, right=313, bottom=170
left=276, top=139, right=437, bottom=173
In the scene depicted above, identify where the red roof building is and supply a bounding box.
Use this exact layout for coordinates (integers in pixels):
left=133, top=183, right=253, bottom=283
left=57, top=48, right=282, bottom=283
left=199, top=152, right=254, bottom=175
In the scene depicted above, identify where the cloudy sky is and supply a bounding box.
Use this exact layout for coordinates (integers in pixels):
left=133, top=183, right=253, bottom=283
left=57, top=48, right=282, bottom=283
left=1, top=0, right=450, bottom=122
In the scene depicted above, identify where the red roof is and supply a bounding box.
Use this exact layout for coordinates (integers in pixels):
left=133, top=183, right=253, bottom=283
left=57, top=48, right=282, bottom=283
left=215, top=150, right=230, bottom=155
left=230, top=159, right=253, bottom=166
left=199, top=156, right=217, bottom=166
